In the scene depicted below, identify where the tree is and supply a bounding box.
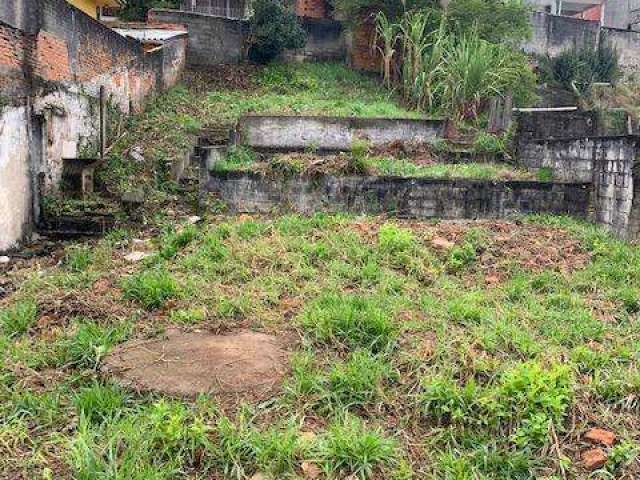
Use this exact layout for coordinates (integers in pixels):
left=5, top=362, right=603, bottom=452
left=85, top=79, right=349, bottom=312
left=247, top=0, right=307, bottom=63
left=119, top=0, right=180, bottom=22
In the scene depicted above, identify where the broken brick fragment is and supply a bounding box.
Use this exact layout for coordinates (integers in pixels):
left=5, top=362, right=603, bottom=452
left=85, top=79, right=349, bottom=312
left=581, top=448, right=608, bottom=471
left=584, top=427, right=616, bottom=447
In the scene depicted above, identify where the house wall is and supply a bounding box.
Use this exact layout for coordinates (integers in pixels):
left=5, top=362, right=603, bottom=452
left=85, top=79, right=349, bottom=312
left=602, top=27, right=640, bottom=72
left=523, top=12, right=601, bottom=57
left=283, top=18, right=346, bottom=62
left=603, top=0, right=640, bottom=30
left=0, top=0, right=186, bottom=252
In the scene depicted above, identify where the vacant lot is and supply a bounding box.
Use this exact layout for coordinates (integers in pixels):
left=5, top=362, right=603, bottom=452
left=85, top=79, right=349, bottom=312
left=3, top=63, right=639, bottom=479
left=1, top=213, right=639, bottom=479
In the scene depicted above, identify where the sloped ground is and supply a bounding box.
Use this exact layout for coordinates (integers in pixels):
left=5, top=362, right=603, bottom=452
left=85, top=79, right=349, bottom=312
left=1, top=213, right=639, bottom=479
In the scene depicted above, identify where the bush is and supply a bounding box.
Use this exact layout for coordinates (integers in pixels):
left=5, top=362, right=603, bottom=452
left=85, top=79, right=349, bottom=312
left=248, top=0, right=307, bottom=63
left=541, top=42, right=620, bottom=95
left=446, top=0, right=532, bottom=45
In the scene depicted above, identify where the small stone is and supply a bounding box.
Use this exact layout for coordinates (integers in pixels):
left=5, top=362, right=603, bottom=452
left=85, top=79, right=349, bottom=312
left=129, top=146, right=145, bottom=163
left=584, top=428, right=616, bottom=447
left=0, top=256, right=10, bottom=264
left=582, top=448, right=607, bottom=471
left=431, top=237, right=454, bottom=249
left=249, top=473, right=266, bottom=480
left=301, top=461, right=322, bottom=479
left=124, top=251, right=150, bottom=263
left=187, top=215, right=202, bottom=224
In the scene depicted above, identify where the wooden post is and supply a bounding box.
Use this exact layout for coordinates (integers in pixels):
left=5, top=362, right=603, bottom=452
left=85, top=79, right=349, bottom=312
left=99, top=86, right=106, bottom=162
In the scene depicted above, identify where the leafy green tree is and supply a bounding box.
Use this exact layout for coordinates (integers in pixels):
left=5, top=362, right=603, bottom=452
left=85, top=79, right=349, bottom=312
left=330, top=0, right=439, bottom=22
left=119, top=0, right=180, bottom=22
left=446, top=0, right=532, bottom=44
left=247, top=0, right=307, bottom=63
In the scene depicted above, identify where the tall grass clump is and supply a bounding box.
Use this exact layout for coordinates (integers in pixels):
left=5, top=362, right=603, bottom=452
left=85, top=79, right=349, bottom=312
left=0, top=299, right=37, bottom=338
left=122, top=268, right=178, bottom=309
left=300, top=293, right=398, bottom=352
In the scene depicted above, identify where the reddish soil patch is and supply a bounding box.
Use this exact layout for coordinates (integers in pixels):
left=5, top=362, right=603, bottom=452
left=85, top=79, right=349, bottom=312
left=103, top=329, right=289, bottom=399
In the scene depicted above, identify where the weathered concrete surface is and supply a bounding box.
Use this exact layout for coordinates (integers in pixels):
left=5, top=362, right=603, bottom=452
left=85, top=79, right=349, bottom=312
left=0, top=107, right=31, bottom=252
left=516, top=110, right=600, bottom=145
left=0, top=0, right=186, bottom=251
left=204, top=171, right=591, bottom=220
left=517, top=135, right=639, bottom=240
left=602, top=28, right=640, bottom=73
left=524, top=12, right=600, bottom=57
left=283, top=18, right=346, bottom=62
left=236, top=115, right=447, bottom=152
left=149, top=9, right=247, bottom=66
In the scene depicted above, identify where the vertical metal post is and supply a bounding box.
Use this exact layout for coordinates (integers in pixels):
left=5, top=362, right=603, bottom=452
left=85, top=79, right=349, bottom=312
left=99, top=86, right=106, bottom=162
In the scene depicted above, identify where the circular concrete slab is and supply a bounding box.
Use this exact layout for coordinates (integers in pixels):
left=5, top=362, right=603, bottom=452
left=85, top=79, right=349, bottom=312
left=103, top=329, right=288, bottom=399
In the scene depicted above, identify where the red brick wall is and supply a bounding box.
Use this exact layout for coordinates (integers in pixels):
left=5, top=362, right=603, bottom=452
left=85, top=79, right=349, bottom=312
left=0, top=22, right=34, bottom=98
left=34, top=31, right=72, bottom=81
left=574, top=5, right=602, bottom=22
left=351, top=20, right=379, bottom=72
left=296, top=0, right=328, bottom=19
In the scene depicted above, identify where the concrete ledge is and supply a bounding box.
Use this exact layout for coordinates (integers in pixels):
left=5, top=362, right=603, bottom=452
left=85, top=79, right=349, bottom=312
left=204, top=171, right=591, bottom=220
left=235, top=115, right=447, bottom=152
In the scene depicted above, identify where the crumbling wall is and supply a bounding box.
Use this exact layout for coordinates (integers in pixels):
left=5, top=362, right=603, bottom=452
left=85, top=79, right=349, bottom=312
left=524, top=12, right=601, bottom=57
left=602, top=28, right=640, bottom=73
left=204, top=171, right=591, bottom=219
left=0, top=106, right=32, bottom=251
left=0, top=0, right=186, bottom=251
left=284, top=18, right=346, bottom=62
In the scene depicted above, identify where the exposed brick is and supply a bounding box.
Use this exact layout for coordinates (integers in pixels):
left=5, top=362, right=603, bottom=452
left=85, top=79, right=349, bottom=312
left=351, top=19, right=379, bottom=72
left=295, top=0, right=328, bottom=19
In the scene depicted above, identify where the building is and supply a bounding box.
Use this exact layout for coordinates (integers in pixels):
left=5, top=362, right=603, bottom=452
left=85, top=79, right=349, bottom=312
left=529, top=0, right=640, bottom=29
left=67, top=0, right=122, bottom=19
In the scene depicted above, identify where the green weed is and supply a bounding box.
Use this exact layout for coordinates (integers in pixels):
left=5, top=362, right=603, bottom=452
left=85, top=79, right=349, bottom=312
left=122, top=268, right=178, bottom=309
left=0, top=299, right=37, bottom=338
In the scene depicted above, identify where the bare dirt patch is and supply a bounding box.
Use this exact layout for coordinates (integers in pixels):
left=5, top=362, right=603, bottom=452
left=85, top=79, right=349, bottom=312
left=103, top=329, right=289, bottom=400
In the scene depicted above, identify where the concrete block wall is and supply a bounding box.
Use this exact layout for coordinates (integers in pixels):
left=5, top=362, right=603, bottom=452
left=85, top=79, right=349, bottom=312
left=524, top=12, right=601, bottom=57
left=203, top=171, right=591, bottom=220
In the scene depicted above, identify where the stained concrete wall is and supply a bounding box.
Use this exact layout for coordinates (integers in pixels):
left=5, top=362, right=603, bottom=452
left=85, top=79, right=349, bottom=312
left=284, top=18, right=346, bottom=62
left=524, top=12, right=601, bottom=57
left=0, top=106, right=32, bottom=251
left=236, top=115, right=447, bottom=151
left=204, top=171, right=591, bottom=219
left=149, top=9, right=247, bottom=66
left=602, top=28, right=640, bottom=73
left=517, top=135, right=639, bottom=240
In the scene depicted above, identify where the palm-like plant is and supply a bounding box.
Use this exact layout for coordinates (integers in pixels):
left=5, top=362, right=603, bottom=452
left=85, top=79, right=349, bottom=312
left=374, top=12, right=400, bottom=89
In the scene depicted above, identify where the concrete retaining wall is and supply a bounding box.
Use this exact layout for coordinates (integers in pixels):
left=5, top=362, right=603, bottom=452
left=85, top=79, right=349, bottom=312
left=236, top=115, right=447, bottom=151
left=284, top=18, right=346, bottom=62
left=203, top=171, right=591, bottom=220
left=517, top=135, right=638, bottom=239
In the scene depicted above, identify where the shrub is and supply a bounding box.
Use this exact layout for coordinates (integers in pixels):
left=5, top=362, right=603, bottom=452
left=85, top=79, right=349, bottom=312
left=122, top=268, right=178, bottom=309
left=542, top=42, right=620, bottom=96
left=318, top=415, right=398, bottom=479
left=248, top=0, right=306, bottom=63
left=300, top=293, right=398, bottom=352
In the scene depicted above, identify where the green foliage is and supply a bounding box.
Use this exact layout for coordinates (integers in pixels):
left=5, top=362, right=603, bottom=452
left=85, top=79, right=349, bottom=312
left=64, top=320, right=130, bottom=369
left=447, top=229, right=484, bottom=272
left=74, top=382, right=127, bottom=424
left=118, top=0, right=180, bottom=22
left=159, top=225, right=199, bottom=259
left=331, top=0, right=436, bottom=22
left=0, top=299, right=37, bottom=338
left=318, top=415, right=398, bottom=479
left=377, top=224, right=416, bottom=254
left=420, top=362, right=573, bottom=447
left=446, top=0, right=532, bottom=45
left=122, top=268, right=178, bottom=309
left=248, top=0, right=306, bottom=63
left=64, top=245, right=93, bottom=272
left=473, top=132, right=507, bottom=155
left=541, top=42, right=620, bottom=96
left=212, top=146, right=257, bottom=173
left=328, top=350, right=393, bottom=408
left=300, top=292, right=398, bottom=352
